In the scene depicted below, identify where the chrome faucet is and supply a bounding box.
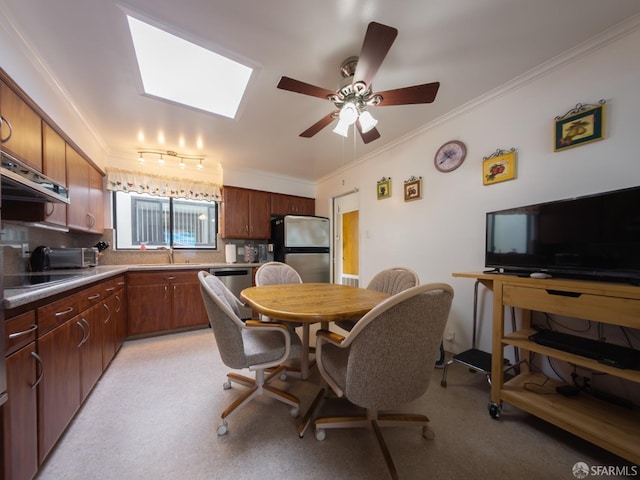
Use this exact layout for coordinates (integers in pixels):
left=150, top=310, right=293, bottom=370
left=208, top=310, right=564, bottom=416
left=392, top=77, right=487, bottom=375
left=159, top=246, right=174, bottom=264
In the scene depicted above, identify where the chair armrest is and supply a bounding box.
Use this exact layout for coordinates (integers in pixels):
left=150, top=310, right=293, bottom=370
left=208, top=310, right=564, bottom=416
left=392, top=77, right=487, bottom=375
left=316, top=329, right=345, bottom=346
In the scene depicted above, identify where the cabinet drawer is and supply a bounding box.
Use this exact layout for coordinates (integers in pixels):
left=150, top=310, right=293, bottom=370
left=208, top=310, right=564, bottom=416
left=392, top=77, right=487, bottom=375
left=502, top=285, right=640, bottom=327
left=38, top=295, right=80, bottom=336
left=101, top=275, right=125, bottom=297
left=5, top=310, right=37, bottom=356
left=77, top=284, right=104, bottom=311
left=127, top=270, right=197, bottom=286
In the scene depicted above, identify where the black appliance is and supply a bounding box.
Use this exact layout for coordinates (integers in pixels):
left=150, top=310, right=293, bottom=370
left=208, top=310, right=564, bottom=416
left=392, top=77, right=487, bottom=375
left=271, top=215, right=330, bottom=283
left=485, top=186, right=640, bottom=284
left=30, top=246, right=51, bottom=272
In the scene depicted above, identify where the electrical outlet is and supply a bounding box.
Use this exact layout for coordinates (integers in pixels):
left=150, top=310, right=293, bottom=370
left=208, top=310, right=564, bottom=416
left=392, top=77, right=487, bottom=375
left=444, top=330, right=455, bottom=341
left=22, top=243, right=30, bottom=258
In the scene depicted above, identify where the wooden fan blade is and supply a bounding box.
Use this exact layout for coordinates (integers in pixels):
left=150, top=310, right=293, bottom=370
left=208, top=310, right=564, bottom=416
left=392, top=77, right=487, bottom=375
left=353, top=22, right=398, bottom=88
left=300, top=111, right=339, bottom=138
left=356, top=121, right=381, bottom=144
left=277, top=76, right=335, bottom=100
left=375, top=82, right=440, bottom=106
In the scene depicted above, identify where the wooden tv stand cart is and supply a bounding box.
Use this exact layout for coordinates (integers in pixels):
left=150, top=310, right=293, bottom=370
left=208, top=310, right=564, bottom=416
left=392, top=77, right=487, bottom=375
left=453, top=272, right=640, bottom=464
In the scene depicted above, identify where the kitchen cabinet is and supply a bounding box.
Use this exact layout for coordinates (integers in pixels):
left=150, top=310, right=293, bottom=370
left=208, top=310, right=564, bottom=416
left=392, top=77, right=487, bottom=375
left=127, top=270, right=208, bottom=336
left=221, top=186, right=271, bottom=239
left=41, top=122, right=67, bottom=226
left=66, top=144, right=104, bottom=233
left=3, top=311, right=39, bottom=480
left=2, top=121, right=68, bottom=227
left=102, top=277, right=127, bottom=369
left=36, top=294, right=81, bottom=464
left=271, top=193, right=315, bottom=216
left=0, top=78, right=42, bottom=171
left=78, top=302, right=104, bottom=402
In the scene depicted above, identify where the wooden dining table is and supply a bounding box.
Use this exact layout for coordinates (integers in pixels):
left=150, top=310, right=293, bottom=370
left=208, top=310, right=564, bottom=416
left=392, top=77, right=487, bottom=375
left=240, top=282, right=390, bottom=436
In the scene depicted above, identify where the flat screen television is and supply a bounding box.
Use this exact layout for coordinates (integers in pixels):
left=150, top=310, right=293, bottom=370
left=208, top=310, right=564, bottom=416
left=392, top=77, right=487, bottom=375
left=485, top=186, right=640, bottom=284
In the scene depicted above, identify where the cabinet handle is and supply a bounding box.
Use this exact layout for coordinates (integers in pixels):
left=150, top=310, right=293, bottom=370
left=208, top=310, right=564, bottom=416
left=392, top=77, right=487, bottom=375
left=76, top=320, right=88, bottom=347
left=546, top=289, right=582, bottom=298
left=0, top=114, right=13, bottom=143
left=31, top=352, right=44, bottom=389
left=117, top=281, right=125, bottom=286
left=87, top=212, right=96, bottom=228
left=8, top=324, right=38, bottom=339
left=55, top=306, right=74, bottom=317
left=45, top=203, right=55, bottom=217
left=115, top=294, right=122, bottom=313
left=82, top=318, right=91, bottom=338
left=103, top=303, right=111, bottom=324
left=87, top=293, right=101, bottom=300
left=166, top=276, right=176, bottom=281
left=106, top=287, right=116, bottom=292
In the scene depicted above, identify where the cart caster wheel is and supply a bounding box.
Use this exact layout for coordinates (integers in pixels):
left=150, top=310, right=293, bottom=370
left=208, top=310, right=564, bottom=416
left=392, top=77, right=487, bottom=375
left=315, top=428, right=326, bottom=441
left=422, top=426, right=435, bottom=440
left=280, top=372, right=287, bottom=381
left=217, top=423, right=228, bottom=436
left=488, top=402, right=501, bottom=419
left=222, top=381, right=232, bottom=390
left=290, top=406, right=299, bottom=417
left=440, top=379, right=447, bottom=387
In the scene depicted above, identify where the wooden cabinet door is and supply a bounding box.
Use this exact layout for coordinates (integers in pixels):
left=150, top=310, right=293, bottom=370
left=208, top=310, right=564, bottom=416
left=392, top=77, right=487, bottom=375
left=0, top=79, right=42, bottom=171
left=127, top=283, right=171, bottom=336
left=249, top=190, right=271, bottom=239
left=102, top=295, right=117, bottom=370
left=221, top=186, right=251, bottom=238
left=65, top=145, right=90, bottom=231
left=171, top=280, right=208, bottom=330
left=42, top=122, right=67, bottom=226
left=113, top=287, right=127, bottom=351
left=293, top=196, right=315, bottom=215
left=3, top=343, right=39, bottom=480
left=271, top=193, right=315, bottom=216
left=37, top=320, right=81, bottom=464
left=79, top=303, right=104, bottom=402
left=88, top=165, right=104, bottom=233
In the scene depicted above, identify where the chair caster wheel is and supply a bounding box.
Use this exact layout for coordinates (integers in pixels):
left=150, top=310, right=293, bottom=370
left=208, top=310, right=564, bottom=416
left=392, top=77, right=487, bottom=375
left=290, top=406, right=299, bottom=417
left=223, top=381, right=232, bottom=390
left=315, top=428, right=326, bottom=441
left=488, top=402, right=502, bottom=419
left=217, top=423, right=228, bottom=436
left=422, top=426, right=435, bottom=440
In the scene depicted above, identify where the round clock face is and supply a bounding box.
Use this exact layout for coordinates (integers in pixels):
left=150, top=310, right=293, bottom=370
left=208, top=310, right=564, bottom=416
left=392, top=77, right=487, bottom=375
left=434, top=140, right=467, bottom=173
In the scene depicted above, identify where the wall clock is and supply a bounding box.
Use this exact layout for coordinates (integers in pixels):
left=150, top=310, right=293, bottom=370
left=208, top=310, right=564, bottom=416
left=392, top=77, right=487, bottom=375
left=434, top=140, right=467, bottom=173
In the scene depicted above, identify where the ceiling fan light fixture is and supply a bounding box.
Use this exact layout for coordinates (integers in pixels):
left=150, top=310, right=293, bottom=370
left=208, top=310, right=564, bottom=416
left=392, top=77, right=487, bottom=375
left=332, top=117, right=351, bottom=137
left=358, top=110, right=378, bottom=133
left=339, top=101, right=358, bottom=125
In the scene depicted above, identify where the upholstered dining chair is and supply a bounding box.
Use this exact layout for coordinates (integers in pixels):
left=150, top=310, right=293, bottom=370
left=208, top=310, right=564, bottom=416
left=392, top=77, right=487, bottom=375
left=334, top=266, right=420, bottom=331
left=313, top=283, right=454, bottom=479
left=198, top=271, right=301, bottom=435
left=254, top=261, right=311, bottom=378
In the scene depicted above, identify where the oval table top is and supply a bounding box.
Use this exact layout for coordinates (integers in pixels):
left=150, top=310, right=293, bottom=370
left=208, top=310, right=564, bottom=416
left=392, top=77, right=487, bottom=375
left=240, top=283, right=390, bottom=323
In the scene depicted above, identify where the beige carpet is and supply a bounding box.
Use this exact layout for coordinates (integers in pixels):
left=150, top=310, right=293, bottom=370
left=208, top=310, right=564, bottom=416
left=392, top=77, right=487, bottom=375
left=35, top=328, right=634, bottom=480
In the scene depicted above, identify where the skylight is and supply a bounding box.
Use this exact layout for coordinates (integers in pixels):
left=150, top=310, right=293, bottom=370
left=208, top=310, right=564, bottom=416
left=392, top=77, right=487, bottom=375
left=126, top=15, right=252, bottom=118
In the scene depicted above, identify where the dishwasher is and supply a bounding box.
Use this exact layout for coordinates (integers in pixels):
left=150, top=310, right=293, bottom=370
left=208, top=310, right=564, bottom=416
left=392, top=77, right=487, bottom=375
left=209, top=266, right=254, bottom=319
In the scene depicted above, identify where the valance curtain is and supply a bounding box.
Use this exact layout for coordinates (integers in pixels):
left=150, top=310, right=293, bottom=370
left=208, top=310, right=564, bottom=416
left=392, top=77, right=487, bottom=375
left=105, top=168, right=221, bottom=201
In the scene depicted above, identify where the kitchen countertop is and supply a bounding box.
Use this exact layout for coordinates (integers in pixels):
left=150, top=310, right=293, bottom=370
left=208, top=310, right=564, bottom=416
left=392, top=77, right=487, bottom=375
left=2, top=262, right=262, bottom=310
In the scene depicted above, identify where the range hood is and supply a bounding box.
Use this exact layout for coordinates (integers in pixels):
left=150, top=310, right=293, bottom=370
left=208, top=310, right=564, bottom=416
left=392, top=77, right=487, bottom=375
left=1, top=151, right=70, bottom=204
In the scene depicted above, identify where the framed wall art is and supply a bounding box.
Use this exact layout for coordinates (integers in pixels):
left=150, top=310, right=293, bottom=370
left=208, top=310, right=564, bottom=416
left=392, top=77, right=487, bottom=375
left=482, top=148, right=517, bottom=186
left=376, top=177, right=391, bottom=200
left=554, top=100, right=606, bottom=152
left=403, top=176, right=422, bottom=201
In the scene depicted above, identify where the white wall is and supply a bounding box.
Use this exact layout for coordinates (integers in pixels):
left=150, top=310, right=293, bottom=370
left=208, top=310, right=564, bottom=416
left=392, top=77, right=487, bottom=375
left=315, top=21, right=640, bottom=354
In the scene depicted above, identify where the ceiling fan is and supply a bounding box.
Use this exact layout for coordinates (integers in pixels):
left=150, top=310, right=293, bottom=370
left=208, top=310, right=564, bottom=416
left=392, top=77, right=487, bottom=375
left=277, top=22, right=440, bottom=144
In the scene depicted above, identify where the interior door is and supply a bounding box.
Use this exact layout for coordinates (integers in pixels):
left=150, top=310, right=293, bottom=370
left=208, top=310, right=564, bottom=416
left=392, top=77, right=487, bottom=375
left=333, top=191, right=359, bottom=286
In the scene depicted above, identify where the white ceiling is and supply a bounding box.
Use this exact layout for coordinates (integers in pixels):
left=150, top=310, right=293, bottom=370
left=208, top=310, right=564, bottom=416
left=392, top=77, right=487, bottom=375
left=2, top=0, right=640, bottom=182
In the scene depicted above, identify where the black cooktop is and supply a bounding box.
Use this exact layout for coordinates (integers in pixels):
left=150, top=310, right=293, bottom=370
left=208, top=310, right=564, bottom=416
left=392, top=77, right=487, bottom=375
left=3, top=272, right=84, bottom=290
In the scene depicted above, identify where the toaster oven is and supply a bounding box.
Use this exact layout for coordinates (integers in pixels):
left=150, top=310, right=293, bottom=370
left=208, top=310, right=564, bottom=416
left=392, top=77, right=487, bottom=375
left=48, top=247, right=99, bottom=269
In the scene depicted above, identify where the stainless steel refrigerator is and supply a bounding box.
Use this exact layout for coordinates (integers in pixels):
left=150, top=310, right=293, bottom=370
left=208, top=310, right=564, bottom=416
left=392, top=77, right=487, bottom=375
left=271, top=215, right=330, bottom=283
